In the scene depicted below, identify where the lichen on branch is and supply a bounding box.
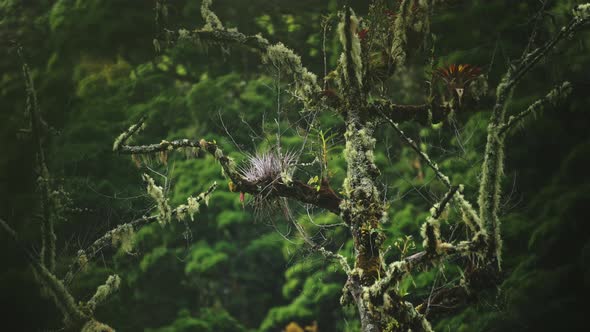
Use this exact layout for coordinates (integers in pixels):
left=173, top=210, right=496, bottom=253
left=142, top=173, right=172, bottom=225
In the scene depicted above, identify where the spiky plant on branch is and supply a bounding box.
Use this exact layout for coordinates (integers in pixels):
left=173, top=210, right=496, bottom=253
left=108, top=1, right=589, bottom=331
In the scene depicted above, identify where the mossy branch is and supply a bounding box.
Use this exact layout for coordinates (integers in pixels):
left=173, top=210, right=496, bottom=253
left=478, top=5, right=588, bottom=268
left=158, top=0, right=322, bottom=110
left=0, top=219, right=105, bottom=330
left=372, top=234, right=486, bottom=301
left=338, top=6, right=363, bottom=95
left=504, top=12, right=589, bottom=93
left=200, top=139, right=343, bottom=213
left=420, top=185, right=459, bottom=256
left=85, top=275, right=121, bottom=313
left=498, top=82, right=572, bottom=136
left=18, top=47, right=56, bottom=272
left=31, top=262, right=89, bottom=328
left=112, top=115, right=147, bottom=152
left=112, top=124, right=343, bottom=213
left=378, top=109, right=483, bottom=233
left=64, top=183, right=217, bottom=286
left=390, top=0, right=413, bottom=68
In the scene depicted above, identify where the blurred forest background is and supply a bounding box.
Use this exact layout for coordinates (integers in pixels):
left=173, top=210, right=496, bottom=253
left=1, top=0, right=589, bottom=331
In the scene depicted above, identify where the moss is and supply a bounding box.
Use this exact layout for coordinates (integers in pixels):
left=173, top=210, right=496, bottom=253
left=32, top=263, right=87, bottom=327
left=573, top=3, right=590, bottom=20
left=111, top=223, right=135, bottom=252
left=478, top=123, right=505, bottom=266
left=81, top=320, right=114, bottom=332
left=78, top=252, right=89, bottom=272
left=201, top=0, right=223, bottom=30
left=176, top=182, right=216, bottom=221
left=420, top=216, right=441, bottom=255
left=390, top=0, right=411, bottom=67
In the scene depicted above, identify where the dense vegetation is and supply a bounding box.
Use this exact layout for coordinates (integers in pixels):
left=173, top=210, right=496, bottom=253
left=1, top=0, right=589, bottom=331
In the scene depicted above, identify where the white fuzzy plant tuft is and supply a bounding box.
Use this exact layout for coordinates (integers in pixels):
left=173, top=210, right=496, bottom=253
left=240, top=150, right=298, bottom=185
left=239, top=150, right=298, bottom=219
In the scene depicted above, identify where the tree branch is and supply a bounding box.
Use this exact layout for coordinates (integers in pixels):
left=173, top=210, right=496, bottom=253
left=505, top=12, right=589, bottom=92
left=478, top=5, right=588, bottom=266
left=498, top=81, right=572, bottom=136
left=85, top=275, right=121, bottom=313
left=370, top=100, right=451, bottom=125
left=291, top=211, right=351, bottom=274
left=421, top=186, right=459, bottom=256
left=157, top=0, right=322, bottom=110
left=0, top=218, right=95, bottom=329
left=370, top=236, right=486, bottom=300
left=112, top=118, right=343, bottom=214
left=18, top=47, right=56, bottom=272
left=64, top=183, right=217, bottom=285
left=377, top=109, right=484, bottom=233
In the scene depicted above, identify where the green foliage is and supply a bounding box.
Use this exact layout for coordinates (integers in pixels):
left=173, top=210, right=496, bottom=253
left=1, top=0, right=589, bottom=331
left=147, top=308, right=246, bottom=332
left=185, top=241, right=229, bottom=276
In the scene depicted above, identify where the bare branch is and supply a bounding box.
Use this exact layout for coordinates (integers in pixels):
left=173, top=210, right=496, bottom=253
left=370, top=100, right=451, bottom=125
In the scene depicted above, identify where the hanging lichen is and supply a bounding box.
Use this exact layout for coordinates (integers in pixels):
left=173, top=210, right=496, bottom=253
left=573, top=4, right=590, bottom=20
left=337, top=8, right=363, bottom=89
left=111, top=223, right=135, bottom=252
left=176, top=196, right=201, bottom=222
left=263, top=42, right=320, bottom=107
left=142, top=174, right=172, bottom=225
left=201, top=0, right=223, bottom=30
left=85, top=275, right=121, bottom=314
left=390, top=0, right=432, bottom=69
